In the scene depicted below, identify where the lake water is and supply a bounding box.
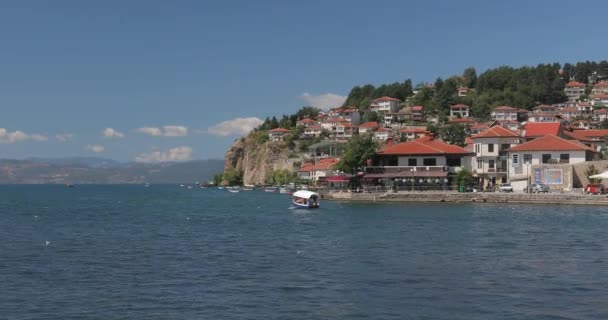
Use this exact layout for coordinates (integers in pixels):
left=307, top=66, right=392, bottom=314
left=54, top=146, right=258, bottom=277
left=2, top=185, right=608, bottom=319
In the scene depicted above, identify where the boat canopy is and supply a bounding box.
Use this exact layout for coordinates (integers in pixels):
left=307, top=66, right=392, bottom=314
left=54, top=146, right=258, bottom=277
left=292, top=190, right=318, bottom=199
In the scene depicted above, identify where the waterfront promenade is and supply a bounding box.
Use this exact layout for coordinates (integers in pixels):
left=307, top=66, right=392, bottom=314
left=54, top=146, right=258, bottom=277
left=326, top=190, right=608, bottom=206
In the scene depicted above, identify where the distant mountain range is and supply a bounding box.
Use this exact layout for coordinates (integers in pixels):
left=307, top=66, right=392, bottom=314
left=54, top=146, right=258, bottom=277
left=0, top=157, right=224, bottom=184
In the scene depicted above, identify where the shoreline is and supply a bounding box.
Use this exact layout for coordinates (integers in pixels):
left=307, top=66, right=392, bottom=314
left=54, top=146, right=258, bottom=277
left=325, top=191, right=608, bottom=206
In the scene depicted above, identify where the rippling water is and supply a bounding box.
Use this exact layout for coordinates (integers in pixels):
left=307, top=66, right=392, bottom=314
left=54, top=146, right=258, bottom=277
left=2, top=185, right=608, bottom=319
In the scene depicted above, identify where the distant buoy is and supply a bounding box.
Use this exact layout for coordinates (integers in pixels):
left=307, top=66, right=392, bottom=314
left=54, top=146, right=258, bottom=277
left=45, top=240, right=50, bottom=247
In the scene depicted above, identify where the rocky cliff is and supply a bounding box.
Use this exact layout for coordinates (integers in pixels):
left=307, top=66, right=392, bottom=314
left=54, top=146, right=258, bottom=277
left=224, top=136, right=298, bottom=185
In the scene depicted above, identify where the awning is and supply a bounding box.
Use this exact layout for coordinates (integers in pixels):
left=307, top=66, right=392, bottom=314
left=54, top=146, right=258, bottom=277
left=363, top=171, right=448, bottom=179
left=323, top=175, right=352, bottom=182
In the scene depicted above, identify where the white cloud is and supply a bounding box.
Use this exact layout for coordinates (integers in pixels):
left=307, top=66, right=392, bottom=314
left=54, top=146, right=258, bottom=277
left=136, top=126, right=187, bottom=137
left=300, top=92, right=347, bottom=110
left=56, top=134, right=74, bottom=142
left=102, top=128, right=124, bottom=139
left=206, top=117, right=263, bottom=136
left=0, top=128, right=48, bottom=144
left=162, top=126, right=188, bottom=137
left=85, top=144, right=105, bottom=153
left=135, top=146, right=193, bottom=163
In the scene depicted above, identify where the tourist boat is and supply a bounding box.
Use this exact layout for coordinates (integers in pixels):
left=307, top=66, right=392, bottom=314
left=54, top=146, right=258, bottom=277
left=217, top=186, right=225, bottom=190
left=264, top=186, right=279, bottom=193
left=242, top=185, right=255, bottom=191
left=228, top=186, right=241, bottom=193
left=291, top=190, right=320, bottom=209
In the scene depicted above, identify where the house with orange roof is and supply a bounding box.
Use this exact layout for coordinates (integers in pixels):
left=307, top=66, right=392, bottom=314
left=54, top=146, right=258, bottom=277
left=592, top=81, right=608, bottom=95
left=297, top=157, right=340, bottom=184
left=527, top=112, right=559, bottom=123
left=400, top=127, right=427, bottom=141
left=576, top=102, right=593, bottom=115
left=470, top=126, right=522, bottom=187
left=374, top=135, right=474, bottom=169
left=591, top=94, right=608, bottom=107
left=558, top=107, right=581, bottom=120
left=302, top=125, right=323, bottom=138
left=491, top=106, right=520, bottom=121
left=268, top=128, right=291, bottom=142
left=450, top=104, right=470, bottom=118
left=411, top=106, right=425, bottom=122
left=334, top=122, right=357, bottom=140
left=533, top=104, right=557, bottom=114
left=370, top=96, right=402, bottom=113
left=457, top=86, right=471, bottom=97
left=564, top=81, right=586, bottom=101
left=373, top=126, right=391, bottom=142
left=593, top=108, right=608, bottom=123
left=562, top=129, right=608, bottom=151
left=358, top=121, right=379, bottom=134
left=506, top=135, right=598, bottom=191
left=469, top=123, right=490, bottom=135
left=522, top=122, right=563, bottom=140
left=296, top=117, right=317, bottom=127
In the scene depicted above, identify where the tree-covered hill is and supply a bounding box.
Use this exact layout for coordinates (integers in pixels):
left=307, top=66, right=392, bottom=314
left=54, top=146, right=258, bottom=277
left=342, top=60, right=608, bottom=120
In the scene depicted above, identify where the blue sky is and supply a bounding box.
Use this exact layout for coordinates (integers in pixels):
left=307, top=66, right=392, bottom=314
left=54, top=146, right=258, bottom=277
left=1, top=0, right=606, bottom=162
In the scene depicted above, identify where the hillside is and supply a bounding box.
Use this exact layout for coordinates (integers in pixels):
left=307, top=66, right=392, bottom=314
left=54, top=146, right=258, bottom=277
left=0, top=158, right=224, bottom=184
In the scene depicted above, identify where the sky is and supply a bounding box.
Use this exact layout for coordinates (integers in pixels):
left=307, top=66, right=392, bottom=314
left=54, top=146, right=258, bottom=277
left=1, top=0, right=607, bottom=162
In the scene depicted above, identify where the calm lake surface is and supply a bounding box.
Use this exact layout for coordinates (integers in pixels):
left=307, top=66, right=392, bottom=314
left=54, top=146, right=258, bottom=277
left=2, top=185, right=608, bottom=319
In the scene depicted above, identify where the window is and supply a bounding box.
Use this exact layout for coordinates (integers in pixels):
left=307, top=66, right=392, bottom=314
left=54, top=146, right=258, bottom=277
left=423, top=158, right=436, bottom=166
left=446, top=157, right=461, bottom=167
left=488, top=160, right=495, bottom=169
left=488, top=144, right=494, bottom=152
left=542, top=154, right=551, bottom=164
left=501, top=144, right=510, bottom=152
left=560, top=154, right=570, bottom=163
left=512, top=154, right=519, bottom=165
left=523, top=154, right=532, bottom=164
left=477, top=159, right=483, bottom=169
left=408, top=158, right=417, bottom=166
left=475, top=144, right=480, bottom=154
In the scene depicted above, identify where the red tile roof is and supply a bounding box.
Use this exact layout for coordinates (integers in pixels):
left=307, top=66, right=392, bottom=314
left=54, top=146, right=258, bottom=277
left=411, top=106, right=424, bottom=111
left=298, top=158, right=340, bottom=172
left=472, top=125, right=520, bottom=139
left=378, top=136, right=473, bottom=156
left=449, top=118, right=475, bottom=123
left=359, top=121, right=379, bottom=129
left=306, top=125, right=322, bottom=130
left=508, top=135, right=594, bottom=152
left=493, top=106, right=518, bottom=111
left=565, top=81, right=586, bottom=87
left=375, top=127, right=390, bottom=132
left=524, top=122, right=561, bottom=137
left=594, top=81, right=608, bottom=88
left=450, top=104, right=470, bottom=109
left=269, top=128, right=291, bottom=133
left=533, top=104, right=556, bottom=110
left=372, top=96, right=401, bottom=102
left=401, top=128, right=427, bottom=133
left=297, top=118, right=316, bottom=123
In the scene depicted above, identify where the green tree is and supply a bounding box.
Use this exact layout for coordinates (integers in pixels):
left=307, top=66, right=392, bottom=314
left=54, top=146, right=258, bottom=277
left=223, top=169, right=243, bottom=186
left=586, top=164, right=600, bottom=183
left=334, top=133, right=378, bottom=174
left=212, top=173, right=223, bottom=185
left=462, top=67, right=477, bottom=88
left=267, top=169, right=295, bottom=185
left=454, top=168, right=472, bottom=186
left=362, top=111, right=380, bottom=123
left=437, top=123, right=467, bottom=146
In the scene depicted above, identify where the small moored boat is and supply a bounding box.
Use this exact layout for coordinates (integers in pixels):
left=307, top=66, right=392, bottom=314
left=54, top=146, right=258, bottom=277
left=264, top=186, right=279, bottom=193
left=291, top=190, right=320, bottom=209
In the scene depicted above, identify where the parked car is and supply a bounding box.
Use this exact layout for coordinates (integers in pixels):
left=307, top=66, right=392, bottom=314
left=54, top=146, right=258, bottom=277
left=499, top=183, right=513, bottom=192
left=528, top=183, right=550, bottom=193
left=584, top=183, right=605, bottom=195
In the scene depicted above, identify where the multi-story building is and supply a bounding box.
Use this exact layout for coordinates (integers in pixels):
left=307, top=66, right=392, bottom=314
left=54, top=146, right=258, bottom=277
left=491, top=106, right=519, bottom=121
left=450, top=104, right=470, bottom=118
left=471, top=126, right=522, bottom=188
left=564, top=81, right=586, bottom=101
left=592, top=81, right=608, bottom=95
left=358, top=121, right=379, bottom=134
left=370, top=96, right=402, bottom=113
left=268, top=128, right=291, bottom=142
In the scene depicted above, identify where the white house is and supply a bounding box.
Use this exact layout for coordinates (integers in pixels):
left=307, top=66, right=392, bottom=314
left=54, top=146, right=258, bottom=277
left=527, top=113, right=559, bottom=123
left=359, top=121, right=379, bottom=134
left=591, top=94, right=608, bottom=107
left=373, top=127, right=391, bottom=142
left=297, top=158, right=340, bottom=184
left=370, top=96, right=402, bottom=113
left=268, top=128, right=291, bottom=142
left=471, top=125, right=522, bottom=188
left=302, top=125, right=323, bottom=138
left=491, top=106, right=519, bottom=121
left=592, top=81, right=608, bottom=95
left=533, top=105, right=557, bottom=114
left=558, top=107, right=581, bottom=120
left=564, top=81, right=586, bottom=101
left=506, top=135, right=597, bottom=191
left=450, top=104, right=470, bottom=118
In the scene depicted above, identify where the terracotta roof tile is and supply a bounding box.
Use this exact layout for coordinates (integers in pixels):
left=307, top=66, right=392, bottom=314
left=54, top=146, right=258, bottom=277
left=565, top=81, right=586, bottom=87
left=269, top=128, right=291, bottom=133
left=508, top=135, right=594, bottom=152
left=359, top=121, right=379, bottom=129
left=378, top=136, right=473, bottom=156
left=372, top=96, right=402, bottom=102
left=524, top=122, right=561, bottom=137
left=472, top=125, right=520, bottom=139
